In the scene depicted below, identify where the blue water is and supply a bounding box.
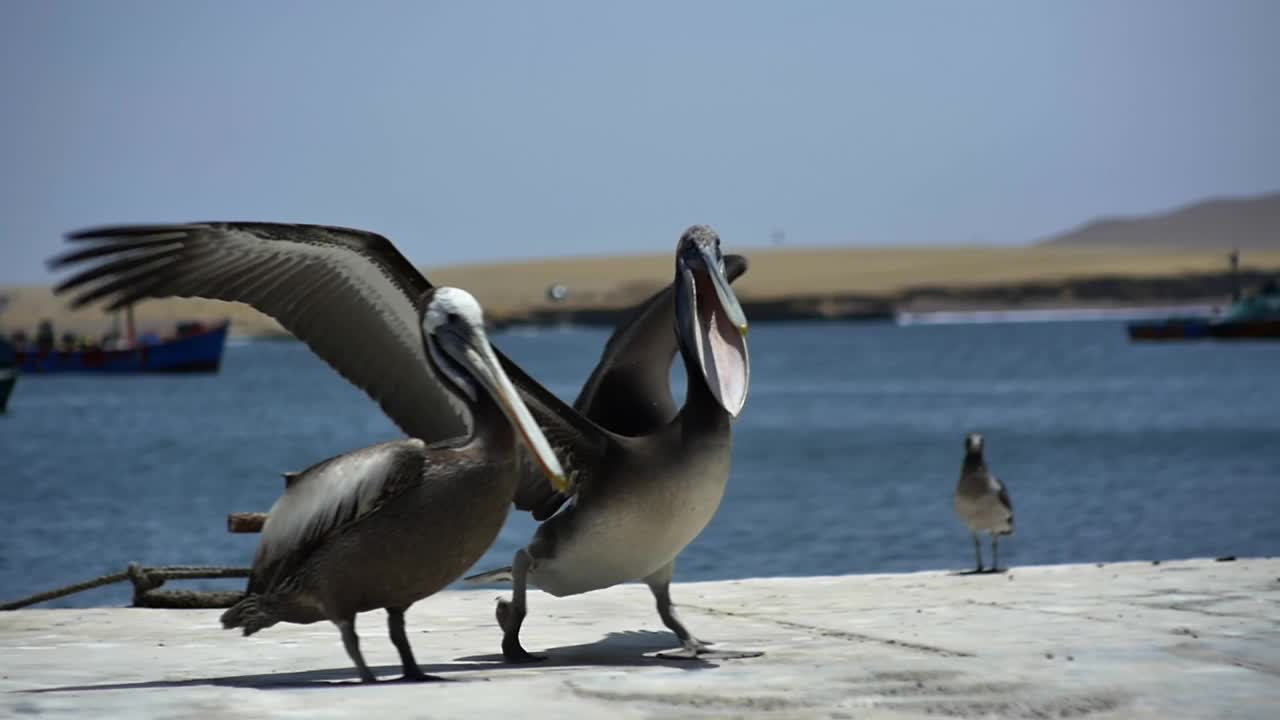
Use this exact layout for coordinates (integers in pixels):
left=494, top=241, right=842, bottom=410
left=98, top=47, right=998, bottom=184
left=2, top=321, right=1278, bottom=608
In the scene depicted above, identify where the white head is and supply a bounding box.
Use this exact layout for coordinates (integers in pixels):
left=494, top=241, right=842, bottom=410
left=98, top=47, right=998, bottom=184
left=422, top=287, right=488, bottom=400
left=420, top=287, right=568, bottom=493
left=423, top=286, right=487, bottom=334
left=965, top=433, right=984, bottom=454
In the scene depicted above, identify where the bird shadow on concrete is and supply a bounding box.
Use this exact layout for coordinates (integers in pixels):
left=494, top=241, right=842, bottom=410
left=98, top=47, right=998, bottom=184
left=455, top=629, right=754, bottom=668
left=18, top=664, right=472, bottom=693
left=18, top=631, right=729, bottom=694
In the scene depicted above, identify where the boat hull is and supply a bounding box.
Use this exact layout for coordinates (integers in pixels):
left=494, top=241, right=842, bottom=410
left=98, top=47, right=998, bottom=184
left=0, top=337, right=15, bottom=411
left=0, top=372, right=14, bottom=413
left=16, top=323, right=229, bottom=374
left=1127, top=319, right=1280, bottom=341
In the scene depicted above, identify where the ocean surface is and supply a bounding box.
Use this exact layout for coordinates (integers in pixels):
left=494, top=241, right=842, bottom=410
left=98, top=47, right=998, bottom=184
left=2, top=320, right=1277, bottom=608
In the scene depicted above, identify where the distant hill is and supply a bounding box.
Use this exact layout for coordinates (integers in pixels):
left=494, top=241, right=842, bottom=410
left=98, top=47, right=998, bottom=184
left=1039, top=192, right=1280, bottom=250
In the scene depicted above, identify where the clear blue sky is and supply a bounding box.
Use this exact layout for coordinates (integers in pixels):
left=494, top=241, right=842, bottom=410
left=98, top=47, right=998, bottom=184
left=2, top=1, right=1278, bottom=283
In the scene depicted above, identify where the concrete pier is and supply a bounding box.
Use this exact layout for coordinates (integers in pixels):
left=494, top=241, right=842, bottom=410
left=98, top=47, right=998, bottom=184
left=2, top=557, right=1277, bottom=719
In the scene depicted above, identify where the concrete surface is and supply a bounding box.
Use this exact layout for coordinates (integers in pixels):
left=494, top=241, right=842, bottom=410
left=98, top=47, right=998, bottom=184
left=2, top=558, right=1277, bottom=719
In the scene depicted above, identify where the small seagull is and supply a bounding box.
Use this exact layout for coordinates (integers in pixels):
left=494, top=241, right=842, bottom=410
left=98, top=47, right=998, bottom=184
left=952, top=433, right=1014, bottom=573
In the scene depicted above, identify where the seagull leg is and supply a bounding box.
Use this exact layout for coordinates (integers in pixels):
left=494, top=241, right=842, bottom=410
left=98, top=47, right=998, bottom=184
left=645, top=561, right=711, bottom=658
left=337, top=616, right=377, bottom=683
left=991, top=535, right=1000, bottom=573
left=497, top=548, right=544, bottom=663
left=972, top=533, right=984, bottom=573
left=387, top=607, right=443, bottom=682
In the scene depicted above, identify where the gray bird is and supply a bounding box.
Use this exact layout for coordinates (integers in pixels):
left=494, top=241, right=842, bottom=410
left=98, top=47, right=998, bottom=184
left=217, top=287, right=566, bottom=682
left=952, top=433, right=1014, bottom=573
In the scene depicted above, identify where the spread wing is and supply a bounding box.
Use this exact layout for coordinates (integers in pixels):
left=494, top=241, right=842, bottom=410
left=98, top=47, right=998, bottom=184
left=573, top=254, right=749, bottom=437
left=50, top=223, right=469, bottom=442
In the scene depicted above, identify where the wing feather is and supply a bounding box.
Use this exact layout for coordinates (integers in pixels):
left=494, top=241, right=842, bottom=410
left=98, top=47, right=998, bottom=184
left=51, top=222, right=468, bottom=442
left=251, top=439, right=428, bottom=592
left=996, top=477, right=1013, bottom=512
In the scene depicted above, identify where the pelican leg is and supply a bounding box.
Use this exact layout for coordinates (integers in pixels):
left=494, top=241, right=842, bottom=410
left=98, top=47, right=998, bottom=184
left=645, top=561, right=711, bottom=658
left=386, top=607, right=443, bottom=682
left=337, top=616, right=377, bottom=683
left=497, top=548, right=544, bottom=663
left=991, top=535, right=1000, bottom=573
left=972, top=533, right=984, bottom=573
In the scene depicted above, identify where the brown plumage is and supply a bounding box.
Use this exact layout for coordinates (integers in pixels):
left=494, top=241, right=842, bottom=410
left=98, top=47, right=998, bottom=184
left=219, top=288, right=565, bottom=682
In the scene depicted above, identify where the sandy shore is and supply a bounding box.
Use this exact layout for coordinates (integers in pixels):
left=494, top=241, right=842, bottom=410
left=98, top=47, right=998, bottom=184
left=2, top=557, right=1276, bottom=718
left=3, top=245, right=1279, bottom=337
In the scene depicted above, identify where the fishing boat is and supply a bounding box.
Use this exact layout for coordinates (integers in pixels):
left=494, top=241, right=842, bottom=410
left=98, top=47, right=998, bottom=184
left=1127, top=266, right=1280, bottom=342
left=0, top=337, right=15, bottom=412
left=13, top=307, right=229, bottom=374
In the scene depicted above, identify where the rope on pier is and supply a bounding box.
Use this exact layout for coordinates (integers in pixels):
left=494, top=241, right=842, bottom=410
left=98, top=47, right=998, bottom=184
left=134, top=589, right=248, bottom=609
left=0, top=562, right=251, bottom=611
left=0, top=569, right=132, bottom=610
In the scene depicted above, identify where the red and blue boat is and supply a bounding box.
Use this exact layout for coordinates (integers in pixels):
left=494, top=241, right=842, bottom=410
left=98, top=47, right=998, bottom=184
left=14, top=312, right=229, bottom=374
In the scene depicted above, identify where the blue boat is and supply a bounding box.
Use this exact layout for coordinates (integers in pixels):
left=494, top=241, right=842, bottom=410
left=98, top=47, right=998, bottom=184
left=14, top=317, right=229, bottom=374
left=0, top=336, right=15, bottom=412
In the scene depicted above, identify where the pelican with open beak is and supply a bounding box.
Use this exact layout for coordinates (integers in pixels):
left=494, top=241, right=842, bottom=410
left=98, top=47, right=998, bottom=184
left=470, top=225, right=755, bottom=661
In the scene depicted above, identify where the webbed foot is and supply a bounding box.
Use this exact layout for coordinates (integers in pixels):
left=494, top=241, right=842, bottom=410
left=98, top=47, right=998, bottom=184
left=502, top=643, right=546, bottom=664
left=656, top=640, right=763, bottom=661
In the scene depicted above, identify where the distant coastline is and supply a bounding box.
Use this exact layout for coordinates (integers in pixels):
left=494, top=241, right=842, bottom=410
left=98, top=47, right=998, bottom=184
left=4, top=246, right=1276, bottom=338
left=5, top=191, right=1280, bottom=337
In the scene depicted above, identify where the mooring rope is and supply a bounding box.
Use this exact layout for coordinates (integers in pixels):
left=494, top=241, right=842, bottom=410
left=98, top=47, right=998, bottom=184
left=0, top=563, right=251, bottom=611
left=0, top=569, right=132, bottom=610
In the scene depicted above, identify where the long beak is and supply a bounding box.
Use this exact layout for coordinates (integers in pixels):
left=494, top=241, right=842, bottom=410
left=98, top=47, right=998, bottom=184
left=460, top=336, right=570, bottom=494
left=677, top=244, right=751, bottom=417
left=699, top=245, right=749, bottom=336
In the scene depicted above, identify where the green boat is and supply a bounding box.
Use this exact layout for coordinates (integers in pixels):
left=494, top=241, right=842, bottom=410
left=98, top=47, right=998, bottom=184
left=1128, top=251, right=1280, bottom=342
left=1128, top=279, right=1280, bottom=341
